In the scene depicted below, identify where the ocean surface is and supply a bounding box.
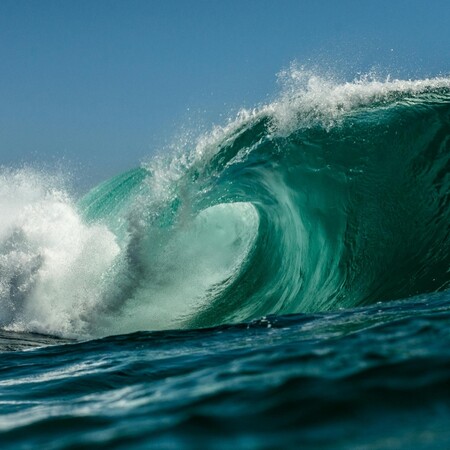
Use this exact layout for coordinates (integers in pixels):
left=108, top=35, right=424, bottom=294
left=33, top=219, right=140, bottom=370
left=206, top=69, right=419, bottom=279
left=0, top=72, right=449, bottom=449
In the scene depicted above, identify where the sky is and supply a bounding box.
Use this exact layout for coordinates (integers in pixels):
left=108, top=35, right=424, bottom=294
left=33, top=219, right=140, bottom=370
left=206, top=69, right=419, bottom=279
left=0, top=0, right=449, bottom=189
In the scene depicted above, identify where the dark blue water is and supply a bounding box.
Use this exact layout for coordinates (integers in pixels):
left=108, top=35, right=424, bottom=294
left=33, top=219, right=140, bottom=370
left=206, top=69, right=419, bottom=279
left=1, top=291, right=450, bottom=449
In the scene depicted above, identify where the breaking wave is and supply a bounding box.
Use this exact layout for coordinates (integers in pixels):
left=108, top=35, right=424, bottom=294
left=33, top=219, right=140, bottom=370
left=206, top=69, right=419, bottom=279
left=1, top=71, right=449, bottom=337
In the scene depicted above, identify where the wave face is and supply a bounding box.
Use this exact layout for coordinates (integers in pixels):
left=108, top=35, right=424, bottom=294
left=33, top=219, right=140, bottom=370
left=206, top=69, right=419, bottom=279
left=1, top=72, right=449, bottom=337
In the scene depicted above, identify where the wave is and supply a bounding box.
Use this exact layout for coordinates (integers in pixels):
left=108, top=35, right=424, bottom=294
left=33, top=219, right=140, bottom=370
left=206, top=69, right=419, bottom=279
left=1, top=71, right=449, bottom=337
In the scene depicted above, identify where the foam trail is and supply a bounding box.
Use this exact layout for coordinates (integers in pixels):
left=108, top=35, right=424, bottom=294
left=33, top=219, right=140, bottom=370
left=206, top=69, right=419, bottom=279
left=0, top=169, right=120, bottom=337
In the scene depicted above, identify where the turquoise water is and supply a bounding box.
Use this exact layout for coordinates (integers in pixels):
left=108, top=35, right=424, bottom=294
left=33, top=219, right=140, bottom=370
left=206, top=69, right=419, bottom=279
left=0, top=73, right=449, bottom=448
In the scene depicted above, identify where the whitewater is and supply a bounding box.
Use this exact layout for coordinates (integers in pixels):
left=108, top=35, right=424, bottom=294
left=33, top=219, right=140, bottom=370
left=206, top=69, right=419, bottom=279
left=1, top=71, right=449, bottom=449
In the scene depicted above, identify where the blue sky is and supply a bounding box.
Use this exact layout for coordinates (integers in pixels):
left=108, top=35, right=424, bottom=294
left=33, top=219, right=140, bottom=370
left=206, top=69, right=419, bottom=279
left=1, top=0, right=449, bottom=188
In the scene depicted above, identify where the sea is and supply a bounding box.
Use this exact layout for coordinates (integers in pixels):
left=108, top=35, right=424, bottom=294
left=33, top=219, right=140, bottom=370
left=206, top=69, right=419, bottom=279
left=0, top=70, right=449, bottom=449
